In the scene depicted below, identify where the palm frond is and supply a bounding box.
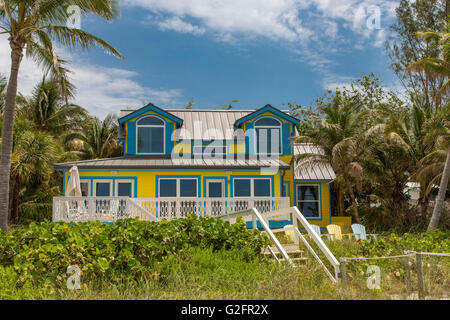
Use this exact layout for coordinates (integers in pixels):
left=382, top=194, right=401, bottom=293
left=43, top=25, right=123, bottom=59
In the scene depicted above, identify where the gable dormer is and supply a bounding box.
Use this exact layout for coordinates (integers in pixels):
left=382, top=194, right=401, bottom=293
left=234, top=104, right=299, bottom=156
left=118, top=103, right=183, bottom=155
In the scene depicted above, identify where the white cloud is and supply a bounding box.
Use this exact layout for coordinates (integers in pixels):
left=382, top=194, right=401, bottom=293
left=123, top=0, right=399, bottom=85
left=0, top=36, right=182, bottom=119
left=157, top=16, right=205, bottom=35
left=125, top=0, right=313, bottom=42
left=124, top=0, right=398, bottom=44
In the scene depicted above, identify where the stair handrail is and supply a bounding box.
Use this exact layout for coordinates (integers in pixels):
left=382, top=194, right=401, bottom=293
left=290, top=206, right=340, bottom=280
left=126, top=198, right=158, bottom=222
left=219, top=208, right=292, bottom=265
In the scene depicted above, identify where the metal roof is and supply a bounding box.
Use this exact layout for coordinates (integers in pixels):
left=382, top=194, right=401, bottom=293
left=119, top=109, right=292, bottom=140
left=54, top=156, right=290, bottom=170
left=293, top=143, right=336, bottom=181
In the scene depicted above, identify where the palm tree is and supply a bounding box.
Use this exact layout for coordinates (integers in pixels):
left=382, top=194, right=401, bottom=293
left=0, top=0, right=124, bottom=231
left=407, top=21, right=450, bottom=103
left=17, top=77, right=88, bottom=136
left=408, top=20, right=450, bottom=230
left=8, top=117, right=59, bottom=223
left=378, top=100, right=433, bottom=220
left=66, top=113, right=122, bottom=159
left=416, top=103, right=450, bottom=230
left=294, top=93, right=372, bottom=224
left=0, top=75, right=6, bottom=112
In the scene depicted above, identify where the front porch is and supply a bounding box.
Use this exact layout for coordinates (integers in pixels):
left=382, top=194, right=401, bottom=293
left=52, top=196, right=291, bottom=222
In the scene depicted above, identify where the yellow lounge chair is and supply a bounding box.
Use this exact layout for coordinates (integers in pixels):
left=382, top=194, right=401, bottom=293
left=326, top=224, right=353, bottom=241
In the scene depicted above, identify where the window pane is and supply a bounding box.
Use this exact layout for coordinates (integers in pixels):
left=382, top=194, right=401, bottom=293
left=234, top=179, right=251, bottom=197
left=180, top=179, right=197, bottom=197
left=255, top=117, right=280, bottom=126
left=80, top=182, right=89, bottom=197
left=254, top=179, right=271, bottom=197
left=137, top=116, right=164, bottom=125
left=138, top=127, right=164, bottom=154
left=256, top=128, right=268, bottom=154
left=117, top=182, right=132, bottom=197
left=160, top=179, right=176, bottom=197
left=256, top=128, right=281, bottom=154
left=270, top=128, right=281, bottom=154
left=96, top=182, right=110, bottom=196
left=208, top=182, right=223, bottom=198
left=297, top=186, right=319, bottom=201
left=299, top=201, right=319, bottom=217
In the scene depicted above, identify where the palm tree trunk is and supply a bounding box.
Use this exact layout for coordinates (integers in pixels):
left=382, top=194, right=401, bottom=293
left=0, top=47, right=23, bottom=231
left=343, top=172, right=361, bottom=224
left=338, top=184, right=345, bottom=216
left=427, top=150, right=450, bottom=231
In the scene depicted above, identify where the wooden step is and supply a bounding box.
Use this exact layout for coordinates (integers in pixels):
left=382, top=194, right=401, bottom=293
left=279, top=257, right=308, bottom=262
left=262, top=249, right=303, bottom=255
left=262, top=244, right=303, bottom=253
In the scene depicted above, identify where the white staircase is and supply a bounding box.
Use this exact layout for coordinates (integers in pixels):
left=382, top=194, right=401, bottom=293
left=217, top=206, right=341, bottom=284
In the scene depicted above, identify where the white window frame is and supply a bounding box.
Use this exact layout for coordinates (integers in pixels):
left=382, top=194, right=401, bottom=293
left=115, top=179, right=134, bottom=197
left=80, top=180, right=91, bottom=197
left=136, top=115, right=166, bottom=155
left=233, top=178, right=272, bottom=198
left=206, top=180, right=225, bottom=198
left=93, top=179, right=113, bottom=197
left=158, top=178, right=198, bottom=198
left=254, top=116, right=282, bottom=156
left=296, top=184, right=321, bottom=218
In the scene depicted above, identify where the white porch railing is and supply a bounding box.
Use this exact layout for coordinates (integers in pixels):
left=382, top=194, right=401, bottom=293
left=52, top=197, right=290, bottom=222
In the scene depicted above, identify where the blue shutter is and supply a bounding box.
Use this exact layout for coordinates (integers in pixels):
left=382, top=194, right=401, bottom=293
left=126, top=121, right=136, bottom=154
left=165, top=122, right=174, bottom=154
left=245, top=122, right=254, bottom=155
left=282, top=123, right=291, bottom=155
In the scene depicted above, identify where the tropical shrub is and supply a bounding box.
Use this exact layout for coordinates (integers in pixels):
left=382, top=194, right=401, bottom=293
left=0, top=215, right=270, bottom=288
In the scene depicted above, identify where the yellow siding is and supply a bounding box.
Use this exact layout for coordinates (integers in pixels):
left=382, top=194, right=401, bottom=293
left=65, top=170, right=283, bottom=198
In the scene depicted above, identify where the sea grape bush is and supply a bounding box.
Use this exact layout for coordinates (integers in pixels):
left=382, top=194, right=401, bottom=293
left=327, top=229, right=450, bottom=276
left=0, top=215, right=270, bottom=287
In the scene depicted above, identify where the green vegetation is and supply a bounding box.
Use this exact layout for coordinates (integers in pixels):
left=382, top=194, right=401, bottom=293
left=0, top=215, right=268, bottom=287
left=0, top=219, right=448, bottom=300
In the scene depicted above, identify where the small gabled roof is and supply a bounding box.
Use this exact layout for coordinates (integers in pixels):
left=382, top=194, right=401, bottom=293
left=234, top=104, right=300, bottom=128
left=294, top=143, right=336, bottom=181
left=118, top=103, right=183, bottom=126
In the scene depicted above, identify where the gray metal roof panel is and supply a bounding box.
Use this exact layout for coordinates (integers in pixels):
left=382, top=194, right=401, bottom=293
left=54, top=156, right=290, bottom=170
left=293, top=143, right=336, bottom=181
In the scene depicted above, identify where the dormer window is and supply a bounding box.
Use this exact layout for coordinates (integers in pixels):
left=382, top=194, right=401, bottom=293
left=254, top=116, right=282, bottom=155
left=137, top=116, right=165, bottom=154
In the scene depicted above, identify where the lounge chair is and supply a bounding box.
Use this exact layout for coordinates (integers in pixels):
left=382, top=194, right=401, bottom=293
left=351, top=224, right=378, bottom=240
left=326, top=224, right=353, bottom=241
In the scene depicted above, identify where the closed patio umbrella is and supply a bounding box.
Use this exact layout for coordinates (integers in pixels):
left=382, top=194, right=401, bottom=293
left=66, top=166, right=82, bottom=197
left=65, top=166, right=86, bottom=221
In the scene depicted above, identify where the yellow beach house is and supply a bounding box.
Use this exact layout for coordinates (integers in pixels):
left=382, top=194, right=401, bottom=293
left=53, top=103, right=351, bottom=230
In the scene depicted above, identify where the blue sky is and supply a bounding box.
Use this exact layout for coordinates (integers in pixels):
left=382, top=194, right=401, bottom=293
left=0, top=0, right=403, bottom=118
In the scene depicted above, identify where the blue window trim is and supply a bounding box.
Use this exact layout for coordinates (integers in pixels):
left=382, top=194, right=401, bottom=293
left=135, top=114, right=166, bottom=155
left=118, top=104, right=183, bottom=126
left=155, top=175, right=201, bottom=198
left=65, top=175, right=138, bottom=197
left=203, top=177, right=228, bottom=197
left=230, top=175, right=275, bottom=197
left=234, top=105, right=299, bottom=128
left=253, top=115, right=283, bottom=156
left=294, top=181, right=322, bottom=221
